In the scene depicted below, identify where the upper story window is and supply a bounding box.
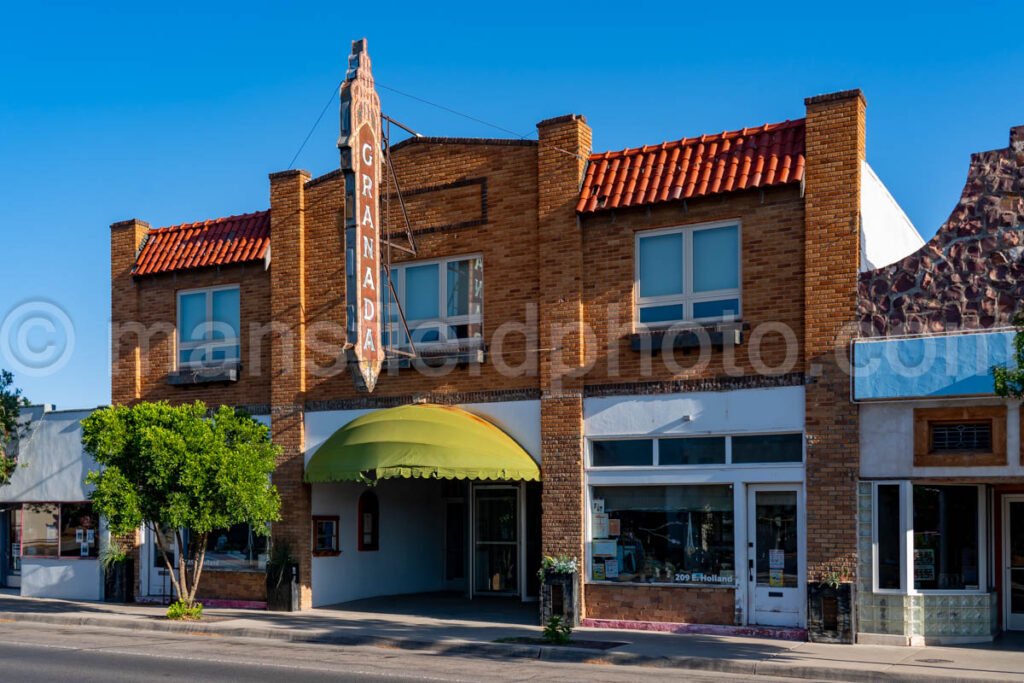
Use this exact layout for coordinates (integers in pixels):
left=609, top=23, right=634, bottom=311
left=177, top=285, right=240, bottom=368
left=635, top=222, right=740, bottom=326
left=385, top=256, right=483, bottom=348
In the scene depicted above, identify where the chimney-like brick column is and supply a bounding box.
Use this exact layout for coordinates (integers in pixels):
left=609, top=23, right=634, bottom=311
left=110, top=218, right=150, bottom=405
left=802, top=90, right=865, bottom=585
left=268, top=169, right=313, bottom=609
left=536, top=114, right=592, bottom=613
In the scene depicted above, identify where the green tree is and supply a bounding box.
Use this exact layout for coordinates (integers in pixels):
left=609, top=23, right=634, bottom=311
left=82, top=401, right=281, bottom=608
left=0, top=370, right=24, bottom=484
left=993, top=316, right=1024, bottom=398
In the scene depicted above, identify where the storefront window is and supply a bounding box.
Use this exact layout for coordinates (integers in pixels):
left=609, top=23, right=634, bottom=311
left=590, top=485, right=734, bottom=585
left=731, top=434, right=803, bottom=464
left=659, top=437, right=725, bottom=465
left=59, top=503, right=99, bottom=559
left=876, top=484, right=902, bottom=590
left=913, top=485, right=979, bottom=590
left=21, top=504, right=59, bottom=558
left=204, top=523, right=267, bottom=571
left=592, top=440, right=653, bottom=467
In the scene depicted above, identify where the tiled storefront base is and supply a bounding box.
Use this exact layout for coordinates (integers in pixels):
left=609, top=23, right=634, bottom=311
left=855, top=483, right=998, bottom=645
left=584, top=583, right=736, bottom=625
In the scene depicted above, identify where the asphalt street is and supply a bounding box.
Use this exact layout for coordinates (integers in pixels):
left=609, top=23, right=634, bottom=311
left=0, top=621, right=801, bottom=682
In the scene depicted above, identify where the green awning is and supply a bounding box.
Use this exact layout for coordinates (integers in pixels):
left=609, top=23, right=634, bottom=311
left=304, top=404, right=540, bottom=483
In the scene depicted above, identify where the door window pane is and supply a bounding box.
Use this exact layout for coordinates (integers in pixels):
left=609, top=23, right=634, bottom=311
left=732, top=434, right=803, bottom=464
left=1009, top=502, right=1024, bottom=615
left=913, top=485, right=979, bottom=590
left=693, top=225, right=738, bottom=292
left=591, top=440, right=653, bottom=467
left=591, top=485, right=734, bottom=585
left=405, top=264, right=440, bottom=320
left=21, top=504, right=59, bottom=558
left=755, top=491, right=798, bottom=588
left=474, top=488, right=517, bottom=594
left=876, top=485, right=902, bottom=590
left=178, top=293, right=207, bottom=342
left=638, top=233, right=683, bottom=298
left=659, top=437, right=726, bottom=465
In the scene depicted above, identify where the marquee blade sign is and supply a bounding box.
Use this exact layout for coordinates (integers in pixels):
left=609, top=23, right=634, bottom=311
left=340, top=38, right=383, bottom=392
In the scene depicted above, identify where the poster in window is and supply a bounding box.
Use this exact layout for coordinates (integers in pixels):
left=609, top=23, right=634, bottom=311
left=592, top=561, right=606, bottom=581
left=604, top=559, right=619, bottom=579
left=592, top=539, right=617, bottom=557
left=76, top=529, right=84, bottom=544
left=592, top=499, right=605, bottom=514
left=914, top=549, right=935, bottom=581
left=592, top=513, right=609, bottom=539
left=768, top=548, right=785, bottom=570
left=80, top=542, right=89, bottom=557
left=46, top=524, right=57, bottom=541
left=608, top=518, right=621, bottom=537
left=769, top=569, right=784, bottom=587
left=11, top=543, right=19, bottom=558
left=86, top=529, right=95, bottom=545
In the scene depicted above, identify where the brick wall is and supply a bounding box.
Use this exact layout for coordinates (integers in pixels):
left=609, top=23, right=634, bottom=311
left=535, top=115, right=592, bottom=615
left=802, top=90, right=865, bottom=580
left=586, top=584, right=736, bottom=625
left=195, top=570, right=267, bottom=602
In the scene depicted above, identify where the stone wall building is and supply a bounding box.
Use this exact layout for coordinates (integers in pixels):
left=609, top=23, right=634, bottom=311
left=853, top=126, right=1024, bottom=644
left=109, top=44, right=922, bottom=637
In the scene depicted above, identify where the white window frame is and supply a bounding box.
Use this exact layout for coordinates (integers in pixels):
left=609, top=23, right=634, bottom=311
left=176, top=284, right=241, bottom=369
left=388, top=254, right=483, bottom=349
left=634, top=220, right=742, bottom=328
left=871, top=481, right=988, bottom=595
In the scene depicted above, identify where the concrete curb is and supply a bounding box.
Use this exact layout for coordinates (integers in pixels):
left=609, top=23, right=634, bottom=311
left=0, top=610, right=1001, bottom=683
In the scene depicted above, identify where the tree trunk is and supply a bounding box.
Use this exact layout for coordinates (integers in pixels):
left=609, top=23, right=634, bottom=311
left=175, top=529, right=190, bottom=606
left=151, top=523, right=183, bottom=602
left=187, top=533, right=207, bottom=607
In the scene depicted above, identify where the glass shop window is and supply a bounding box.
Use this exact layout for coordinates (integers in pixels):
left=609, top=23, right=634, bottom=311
left=590, top=485, right=735, bottom=585
left=731, top=434, right=803, bottom=464
left=313, top=516, right=339, bottom=555
left=876, top=484, right=902, bottom=590
left=22, top=502, right=99, bottom=559
left=913, top=485, right=979, bottom=591
left=204, top=523, right=268, bottom=570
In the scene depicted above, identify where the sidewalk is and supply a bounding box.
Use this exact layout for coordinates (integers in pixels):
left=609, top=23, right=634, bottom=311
left=0, top=594, right=1021, bottom=682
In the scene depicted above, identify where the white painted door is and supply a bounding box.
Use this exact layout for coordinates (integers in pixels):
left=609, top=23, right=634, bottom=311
left=1004, top=496, right=1024, bottom=631
left=747, top=485, right=803, bottom=627
left=145, top=526, right=178, bottom=601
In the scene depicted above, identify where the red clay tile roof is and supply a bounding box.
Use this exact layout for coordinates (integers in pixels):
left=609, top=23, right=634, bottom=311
left=133, top=210, right=271, bottom=276
left=577, top=119, right=805, bottom=214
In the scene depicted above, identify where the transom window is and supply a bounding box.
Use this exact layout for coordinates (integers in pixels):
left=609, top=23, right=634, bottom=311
left=177, top=285, right=240, bottom=368
left=636, top=222, right=740, bottom=325
left=590, top=433, right=801, bottom=468
left=384, top=256, right=483, bottom=348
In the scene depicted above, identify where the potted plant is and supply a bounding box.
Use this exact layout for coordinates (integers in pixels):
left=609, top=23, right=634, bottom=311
left=265, top=539, right=300, bottom=612
left=807, top=566, right=854, bottom=643
left=538, top=555, right=579, bottom=627
left=101, top=539, right=135, bottom=603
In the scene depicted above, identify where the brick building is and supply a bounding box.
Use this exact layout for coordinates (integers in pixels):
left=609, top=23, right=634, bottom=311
left=110, top=43, right=921, bottom=634
left=853, top=125, right=1024, bottom=644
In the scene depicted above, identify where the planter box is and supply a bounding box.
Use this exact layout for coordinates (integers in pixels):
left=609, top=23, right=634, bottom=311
left=266, top=563, right=300, bottom=612
left=807, top=582, right=854, bottom=644
left=540, top=570, right=579, bottom=627
left=103, top=559, right=135, bottom=603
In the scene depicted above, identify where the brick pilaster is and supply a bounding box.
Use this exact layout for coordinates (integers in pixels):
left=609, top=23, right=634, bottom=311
left=536, top=115, right=592, bottom=611
left=268, top=169, right=313, bottom=609
left=802, top=90, right=865, bottom=582
left=110, top=218, right=149, bottom=405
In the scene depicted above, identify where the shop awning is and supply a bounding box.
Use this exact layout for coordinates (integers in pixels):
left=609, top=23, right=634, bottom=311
left=304, top=404, right=540, bottom=483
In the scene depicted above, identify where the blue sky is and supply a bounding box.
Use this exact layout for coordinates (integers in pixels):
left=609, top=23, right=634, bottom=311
left=1, top=1, right=1021, bottom=409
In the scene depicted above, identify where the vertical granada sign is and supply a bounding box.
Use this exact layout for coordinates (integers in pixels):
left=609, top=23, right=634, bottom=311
left=339, top=39, right=383, bottom=392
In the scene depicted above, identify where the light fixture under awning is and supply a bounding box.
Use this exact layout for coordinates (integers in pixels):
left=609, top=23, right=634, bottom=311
left=304, top=404, right=540, bottom=483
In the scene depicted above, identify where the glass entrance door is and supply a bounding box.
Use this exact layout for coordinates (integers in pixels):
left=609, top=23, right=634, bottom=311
left=473, top=486, right=518, bottom=596
left=747, top=486, right=803, bottom=627
left=1004, top=497, right=1024, bottom=631
left=146, top=525, right=178, bottom=602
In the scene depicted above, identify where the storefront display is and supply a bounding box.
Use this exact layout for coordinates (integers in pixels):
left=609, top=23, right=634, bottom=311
left=590, top=485, right=734, bottom=585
